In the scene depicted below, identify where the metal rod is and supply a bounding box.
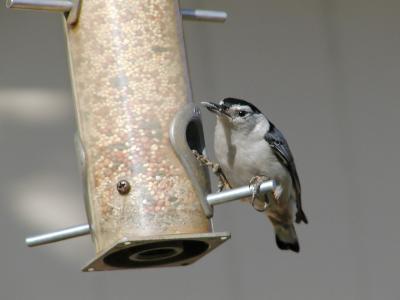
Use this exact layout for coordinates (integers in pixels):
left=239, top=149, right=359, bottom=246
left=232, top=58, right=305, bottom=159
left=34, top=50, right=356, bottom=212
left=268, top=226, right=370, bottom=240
left=25, top=224, right=90, bottom=247
left=6, top=0, right=73, bottom=12
left=180, top=9, right=227, bottom=22
left=25, top=181, right=274, bottom=247
left=207, top=180, right=276, bottom=206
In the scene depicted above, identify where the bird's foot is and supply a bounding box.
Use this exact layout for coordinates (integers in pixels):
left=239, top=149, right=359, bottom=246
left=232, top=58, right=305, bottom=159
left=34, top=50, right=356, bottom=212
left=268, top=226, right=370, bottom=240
left=249, top=175, right=270, bottom=196
left=249, top=175, right=270, bottom=212
left=192, top=150, right=231, bottom=192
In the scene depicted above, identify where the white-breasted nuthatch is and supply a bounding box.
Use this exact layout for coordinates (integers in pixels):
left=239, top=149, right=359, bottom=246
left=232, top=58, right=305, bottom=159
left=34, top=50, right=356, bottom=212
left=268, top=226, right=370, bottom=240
left=202, top=98, right=308, bottom=252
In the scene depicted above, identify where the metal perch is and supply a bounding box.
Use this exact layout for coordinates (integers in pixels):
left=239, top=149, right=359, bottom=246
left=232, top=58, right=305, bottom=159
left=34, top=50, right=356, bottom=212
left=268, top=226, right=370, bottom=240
left=6, top=0, right=227, bottom=23
left=25, top=180, right=276, bottom=247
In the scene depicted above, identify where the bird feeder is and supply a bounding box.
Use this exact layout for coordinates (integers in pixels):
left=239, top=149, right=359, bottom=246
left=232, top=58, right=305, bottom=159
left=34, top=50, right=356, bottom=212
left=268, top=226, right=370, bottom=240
left=8, top=0, right=275, bottom=271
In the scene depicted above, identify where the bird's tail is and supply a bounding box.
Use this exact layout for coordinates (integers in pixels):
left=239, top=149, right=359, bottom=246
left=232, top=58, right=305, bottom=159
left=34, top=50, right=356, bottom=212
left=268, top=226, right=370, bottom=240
left=273, top=223, right=299, bottom=253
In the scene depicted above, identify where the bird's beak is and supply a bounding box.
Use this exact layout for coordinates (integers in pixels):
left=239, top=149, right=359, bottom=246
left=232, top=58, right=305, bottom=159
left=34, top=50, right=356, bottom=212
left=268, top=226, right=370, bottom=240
left=201, top=101, right=231, bottom=118
left=201, top=101, right=220, bottom=113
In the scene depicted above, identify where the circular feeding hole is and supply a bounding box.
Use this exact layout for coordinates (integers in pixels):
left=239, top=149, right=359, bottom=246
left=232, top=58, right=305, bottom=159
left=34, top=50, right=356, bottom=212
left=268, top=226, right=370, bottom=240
left=129, top=246, right=183, bottom=262
left=103, top=240, right=209, bottom=268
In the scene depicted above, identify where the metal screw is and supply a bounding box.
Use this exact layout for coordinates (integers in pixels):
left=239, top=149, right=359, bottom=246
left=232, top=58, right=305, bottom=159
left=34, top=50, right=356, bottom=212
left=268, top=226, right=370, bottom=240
left=117, top=180, right=131, bottom=195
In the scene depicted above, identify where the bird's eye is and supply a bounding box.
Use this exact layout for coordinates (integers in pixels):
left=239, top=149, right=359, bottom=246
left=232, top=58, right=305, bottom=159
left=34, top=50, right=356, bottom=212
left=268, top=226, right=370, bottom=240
left=238, top=111, right=248, bottom=117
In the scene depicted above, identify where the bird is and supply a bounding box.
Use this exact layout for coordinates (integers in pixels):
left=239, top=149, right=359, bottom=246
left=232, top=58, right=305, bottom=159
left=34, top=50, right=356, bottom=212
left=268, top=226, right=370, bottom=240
left=201, top=97, right=308, bottom=252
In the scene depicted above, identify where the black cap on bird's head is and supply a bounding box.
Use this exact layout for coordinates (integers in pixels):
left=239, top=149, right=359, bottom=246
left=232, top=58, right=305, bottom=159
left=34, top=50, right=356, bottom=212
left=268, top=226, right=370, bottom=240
left=220, top=98, right=261, bottom=114
left=201, top=98, right=261, bottom=119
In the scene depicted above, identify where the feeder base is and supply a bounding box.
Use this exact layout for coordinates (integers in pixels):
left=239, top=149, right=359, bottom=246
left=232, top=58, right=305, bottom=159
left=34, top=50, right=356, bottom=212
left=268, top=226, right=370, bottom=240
left=82, top=232, right=230, bottom=271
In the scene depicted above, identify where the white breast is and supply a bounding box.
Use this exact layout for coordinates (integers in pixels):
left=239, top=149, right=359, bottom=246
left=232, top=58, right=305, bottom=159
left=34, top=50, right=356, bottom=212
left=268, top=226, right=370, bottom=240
left=214, top=120, right=290, bottom=189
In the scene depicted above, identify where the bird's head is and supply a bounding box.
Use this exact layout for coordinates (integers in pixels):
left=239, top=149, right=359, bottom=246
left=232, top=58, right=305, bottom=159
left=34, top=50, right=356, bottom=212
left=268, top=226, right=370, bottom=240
left=201, top=98, right=267, bottom=132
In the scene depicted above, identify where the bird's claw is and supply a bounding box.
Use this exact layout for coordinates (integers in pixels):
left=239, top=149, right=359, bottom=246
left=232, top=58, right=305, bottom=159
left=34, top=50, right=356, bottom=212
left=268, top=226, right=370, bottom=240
left=217, top=181, right=224, bottom=193
left=251, top=196, right=268, bottom=212
left=249, top=176, right=270, bottom=212
left=192, top=150, right=231, bottom=191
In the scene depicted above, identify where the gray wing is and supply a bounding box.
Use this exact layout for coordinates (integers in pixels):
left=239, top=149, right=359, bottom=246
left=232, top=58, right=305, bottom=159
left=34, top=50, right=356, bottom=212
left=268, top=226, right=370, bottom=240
left=265, top=122, right=308, bottom=224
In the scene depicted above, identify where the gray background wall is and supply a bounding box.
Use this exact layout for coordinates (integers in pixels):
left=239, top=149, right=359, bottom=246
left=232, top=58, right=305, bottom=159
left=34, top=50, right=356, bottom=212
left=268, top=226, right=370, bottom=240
left=1, top=1, right=399, bottom=299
